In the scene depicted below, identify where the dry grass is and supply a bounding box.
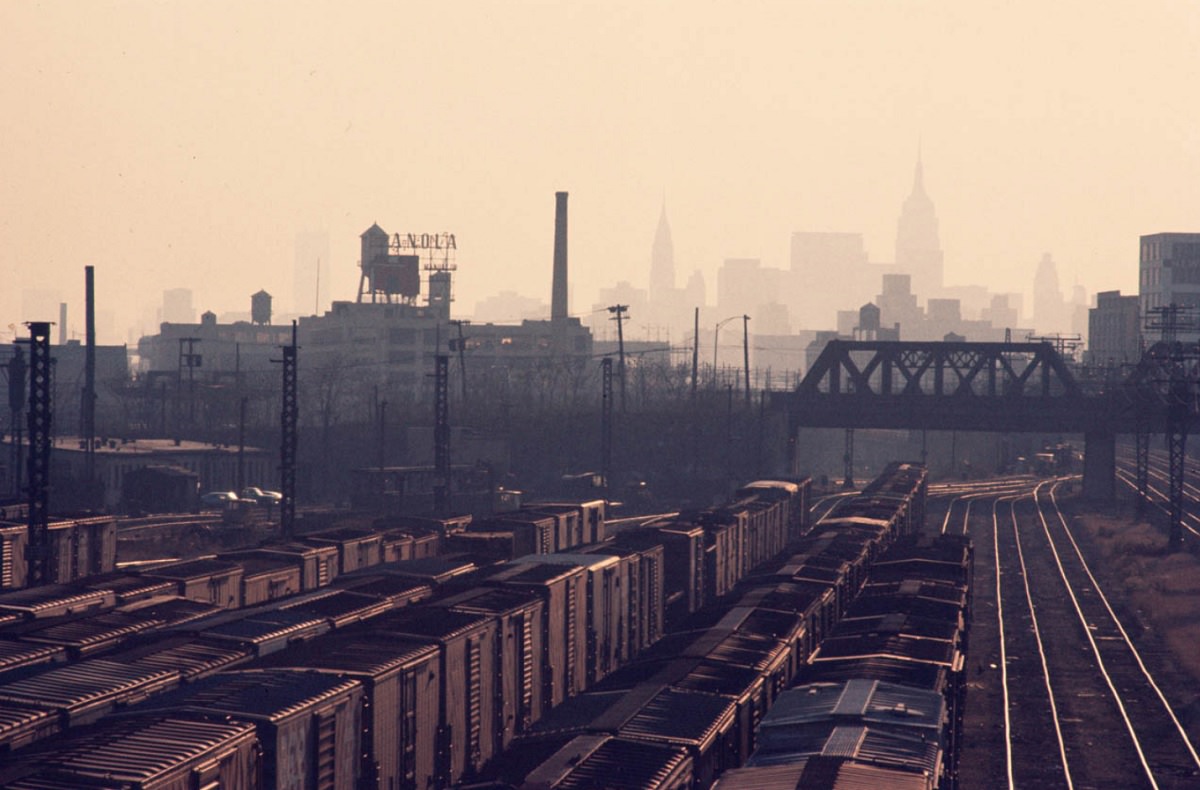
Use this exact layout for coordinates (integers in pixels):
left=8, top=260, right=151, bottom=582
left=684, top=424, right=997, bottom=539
left=1071, top=507, right=1200, bottom=682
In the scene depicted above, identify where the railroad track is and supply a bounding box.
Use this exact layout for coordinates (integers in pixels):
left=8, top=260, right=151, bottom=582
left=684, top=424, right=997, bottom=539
left=944, top=477, right=1200, bottom=789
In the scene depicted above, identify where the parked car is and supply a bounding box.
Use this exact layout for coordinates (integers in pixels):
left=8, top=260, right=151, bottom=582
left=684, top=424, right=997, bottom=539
left=240, top=487, right=283, bottom=505
left=200, top=491, right=239, bottom=508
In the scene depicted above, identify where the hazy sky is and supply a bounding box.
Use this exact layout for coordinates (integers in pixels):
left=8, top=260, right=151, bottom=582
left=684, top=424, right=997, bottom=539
left=4, top=1, right=1199, bottom=343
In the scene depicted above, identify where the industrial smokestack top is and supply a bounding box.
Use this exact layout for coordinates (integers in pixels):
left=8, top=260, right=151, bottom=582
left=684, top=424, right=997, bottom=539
left=552, top=191, right=569, bottom=321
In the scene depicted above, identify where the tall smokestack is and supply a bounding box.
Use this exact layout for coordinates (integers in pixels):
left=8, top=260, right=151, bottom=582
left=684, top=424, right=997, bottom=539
left=552, top=191, right=569, bottom=321
left=58, top=304, right=67, bottom=344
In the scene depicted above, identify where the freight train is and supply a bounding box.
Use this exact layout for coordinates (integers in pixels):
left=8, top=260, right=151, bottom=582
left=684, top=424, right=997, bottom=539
left=0, top=477, right=813, bottom=789
left=491, top=462, right=969, bottom=790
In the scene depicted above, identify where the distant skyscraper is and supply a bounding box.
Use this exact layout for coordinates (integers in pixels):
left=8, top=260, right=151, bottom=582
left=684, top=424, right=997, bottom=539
left=1032, top=253, right=1065, bottom=334
left=20, top=288, right=64, bottom=328
left=294, top=230, right=331, bottom=316
left=161, top=288, right=195, bottom=325
left=649, top=201, right=675, bottom=302
left=895, top=153, right=944, bottom=298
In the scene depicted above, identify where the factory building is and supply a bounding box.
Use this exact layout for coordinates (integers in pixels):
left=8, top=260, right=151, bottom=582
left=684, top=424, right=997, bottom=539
left=137, top=194, right=593, bottom=401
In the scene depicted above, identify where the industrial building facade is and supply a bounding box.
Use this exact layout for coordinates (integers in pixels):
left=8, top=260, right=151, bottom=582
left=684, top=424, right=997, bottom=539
left=1139, top=232, right=1200, bottom=323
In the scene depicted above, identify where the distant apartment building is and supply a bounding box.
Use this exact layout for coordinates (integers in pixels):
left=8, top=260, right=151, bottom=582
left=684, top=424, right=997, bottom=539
left=1086, top=290, right=1140, bottom=365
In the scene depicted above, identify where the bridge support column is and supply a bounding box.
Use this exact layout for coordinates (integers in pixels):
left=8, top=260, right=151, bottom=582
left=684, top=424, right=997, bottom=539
left=1082, top=432, right=1115, bottom=500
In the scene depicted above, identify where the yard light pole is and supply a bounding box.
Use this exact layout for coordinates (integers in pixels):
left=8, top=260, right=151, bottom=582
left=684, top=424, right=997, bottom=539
left=713, top=315, right=742, bottom=388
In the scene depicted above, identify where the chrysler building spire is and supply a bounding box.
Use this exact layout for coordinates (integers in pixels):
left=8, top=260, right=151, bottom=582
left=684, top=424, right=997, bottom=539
left=650, top=199, right=675, bottom=301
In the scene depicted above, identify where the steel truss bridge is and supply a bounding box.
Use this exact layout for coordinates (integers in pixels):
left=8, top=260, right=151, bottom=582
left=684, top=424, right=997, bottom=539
left=775, top=340, right=1199, bottom=548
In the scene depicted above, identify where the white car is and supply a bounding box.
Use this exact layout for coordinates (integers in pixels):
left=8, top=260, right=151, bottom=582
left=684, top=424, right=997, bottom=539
left=240, top=487, right=283, bottom=505
left=200, top=491, right=239, bottom=507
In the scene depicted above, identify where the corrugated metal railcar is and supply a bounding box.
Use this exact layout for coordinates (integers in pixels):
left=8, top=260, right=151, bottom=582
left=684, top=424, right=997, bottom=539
left=144, top=559, right=244, bottom=609
left=520, top=733, right=693, bottom=790
left=373, top=606, right=499, bottom=785
left=442, top=586, right=547, bottom=748
left=326, top=573, right=433, bottom=610
left=615, top=686, right=740, bottom=788
left=515, top=553, right=622, bottom=685
left=0, top=658, right=178, bottom=733
left=0, top=583, right=115, bottom=620
left=0, top=714, right=260, bottom=790
left=108, top=634, right=254, bottom=683
left=520, top=505, right=581, bottom=552
left=278, top=589, right=393, bottom=629
left=0, top=702, right=60, bottom=755
left=253, top=632, right=442, bottom=790
left=580, top=541, right=666, bottom=660
left=197, top=609, right=332, bottom=658
left=0, top=522, right=29, bottom=589
left=0, top=640, right=67, bottom=680
left=251, top=542, right=340, bottom=591
left=1, top=608, right=163, bottom=659
left=479, top=513, right=557, bottom=557
left=640, top=522, right=706, bottom=622
left=73, top=571, right=176, bottom=604
left=303, top=528, right=384, bottom=575
left=487, top=560, right=589, bottom=710
left=138, top=669, right=364, bottom=790
left=379, top=529, right=415, bottom=562
left=46, top=516, right=117, bottom=583
left=232, top=555, right=305, bottom=607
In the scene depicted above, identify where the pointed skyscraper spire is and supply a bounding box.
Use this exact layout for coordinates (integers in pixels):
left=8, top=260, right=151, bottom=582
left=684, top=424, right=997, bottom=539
left=912, top=140, right=926, bottom=196
left=650, top=196, right=675, bottom=301
left=896, top=146, right=943, bottom=297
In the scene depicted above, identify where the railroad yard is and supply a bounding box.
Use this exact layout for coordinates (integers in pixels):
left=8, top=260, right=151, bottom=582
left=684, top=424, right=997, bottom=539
left=5, top=458, right=1200, bottom=788
left=940, top=468, right=1200, bottom=789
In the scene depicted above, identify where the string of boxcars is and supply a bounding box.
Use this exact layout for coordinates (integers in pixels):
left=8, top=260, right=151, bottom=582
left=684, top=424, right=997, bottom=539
left=480, top=461, right=966, bottom=790
left=0, top=477, right=811, bottom=789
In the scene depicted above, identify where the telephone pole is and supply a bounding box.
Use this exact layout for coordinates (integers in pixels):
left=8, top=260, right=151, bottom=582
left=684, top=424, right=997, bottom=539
left=608, top=304, right=628, bottom=412
left=742, top=314, right=751, bottom=405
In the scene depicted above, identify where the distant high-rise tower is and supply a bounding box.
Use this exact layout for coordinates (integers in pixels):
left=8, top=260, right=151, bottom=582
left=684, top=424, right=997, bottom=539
left=161, top=288, right=195, bottom=325
left=294, top=231, right=331, bottom=316
left=895, top=153, right=944, bottom=298
left=1033, top=253, right=1065, bottom=333
left=649, top=201, right=675, bottom=302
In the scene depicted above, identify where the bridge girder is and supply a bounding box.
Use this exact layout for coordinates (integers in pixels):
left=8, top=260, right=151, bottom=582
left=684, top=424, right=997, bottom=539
left=780, top=340, right=1165, bottom=435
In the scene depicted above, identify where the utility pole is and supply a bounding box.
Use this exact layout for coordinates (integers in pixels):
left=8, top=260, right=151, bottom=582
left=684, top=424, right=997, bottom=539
left=601, top=357, right=613, bottom=496
left=691, top=307, right=699, bottom=401
left=742, top=314, right=751, bottom=405
left=608, top=305, right=628, bottom=412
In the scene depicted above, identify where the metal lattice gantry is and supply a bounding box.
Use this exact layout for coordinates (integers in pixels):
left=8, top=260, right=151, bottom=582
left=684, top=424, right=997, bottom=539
left=434, top=354, right=450, bottom=515
left=25, top=322, right=52, bottom=585
left=278, top=322, right=298, bottom=539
